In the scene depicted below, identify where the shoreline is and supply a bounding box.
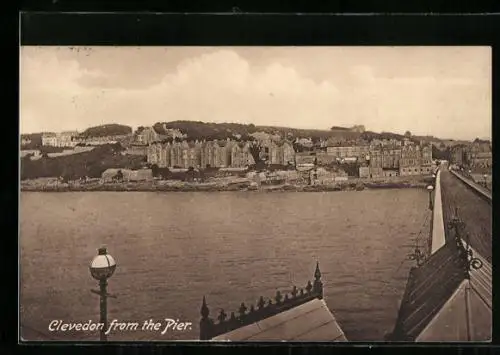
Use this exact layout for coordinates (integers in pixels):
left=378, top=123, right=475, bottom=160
left=20, top=180, right=429, bottom=193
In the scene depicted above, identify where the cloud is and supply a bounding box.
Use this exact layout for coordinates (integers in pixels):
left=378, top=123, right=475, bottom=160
left=20, top=47, right=491, bottom=140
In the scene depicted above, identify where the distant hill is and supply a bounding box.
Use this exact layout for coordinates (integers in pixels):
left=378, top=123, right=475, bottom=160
left=159, top=121, right=362, bottom=141
left=80, top=124, right=132, bottom=138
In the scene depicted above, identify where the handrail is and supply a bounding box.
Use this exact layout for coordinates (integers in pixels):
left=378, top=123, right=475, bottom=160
left=449, top=170, right=491, bottom=203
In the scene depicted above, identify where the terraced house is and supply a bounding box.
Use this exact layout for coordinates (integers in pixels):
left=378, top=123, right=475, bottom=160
left=231, top=141, right=255, bottom=168
left=369, top=145, right=402, bottom=177
left=148, top=139, right=236, bottom=169
left=268, top=140, right=296, bottom=166
left=399, top=143, right=432, bottom=176
left=202, top=140, right=234, bottom=168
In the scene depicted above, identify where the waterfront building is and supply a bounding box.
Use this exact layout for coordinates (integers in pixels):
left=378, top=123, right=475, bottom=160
left=170, top=141, right=184, bottom=168
left=186, top=141, right=202, bottom=168
left=231, top=141, right=255, bottom=168
left=399, top=143, right=432, bottom=176
left=268, top=140, right=296, bottom=166
left=147, top=141, right=171, bottom=168
left=200, top=140, right=217, bottom=168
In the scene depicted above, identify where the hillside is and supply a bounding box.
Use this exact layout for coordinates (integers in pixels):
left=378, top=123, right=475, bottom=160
left=20, top=143, right=145, bottom=180
left=159, top=121, right=363, bottom=141
left=80, top=124, right=132, bottom=138
left=158, top=121, right=441, bottom=144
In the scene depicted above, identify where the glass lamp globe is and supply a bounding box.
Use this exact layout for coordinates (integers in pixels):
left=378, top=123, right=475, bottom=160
left=427, top=185, right=434, bottom=192
left=90, top=247, right=117, bottom=281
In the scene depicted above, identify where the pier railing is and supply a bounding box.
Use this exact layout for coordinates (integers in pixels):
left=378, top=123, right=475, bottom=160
left=449, top=169, right=491, bottom=203
left=200, top=262, right=323, bottom=340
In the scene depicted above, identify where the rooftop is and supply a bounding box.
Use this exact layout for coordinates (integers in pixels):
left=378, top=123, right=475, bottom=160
left=388, top=213, right=491, bottom=342
left=200, top=262, right=347, bottom=342
left=212, top=298, right=347, bottom=342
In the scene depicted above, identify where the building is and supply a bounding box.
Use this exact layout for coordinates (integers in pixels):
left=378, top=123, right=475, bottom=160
left=135, top=127, right=163, bottom=146
left=359, top=166, right=370, bottom=178
left=147, top=141, right=171, bottom=168
left=268, top=141, right=296, bottom=166
left=465, top=142, right=492, bottom=168
left=135, top=124, right=186, bottom=146
left=186, top=141, right=202, bottom=168
left=295, top=137, right=313, bottom=148
left=326, top=144, right=370, bottom=161
left=41, top=131, right=79, bottom=147
left=399, top=144, right=433, bottom=176
left=368, top=147, right=400, bottom=178
left=73, top=135, right=129, bottom=146
left=21, top=137, right=32, bottom=146
left=101, top=168, right=153, bottom=183
left=370, top=138, right=402, bottom=148
left=20, top=149, right=41, bottom=158
left=147, top=139, right=239, bottom=169
left=231, top=142, right=255, bottom=168
left=450, top=145, right=466, bottom=166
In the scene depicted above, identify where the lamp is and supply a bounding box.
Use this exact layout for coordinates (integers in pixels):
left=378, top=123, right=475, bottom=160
left=427, top=185, right=434, bottom=210
left=89, top=247, right=116, bottom=341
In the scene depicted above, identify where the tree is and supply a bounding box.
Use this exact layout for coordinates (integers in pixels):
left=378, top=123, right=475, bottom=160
left=115, top=170, right=124, bottom=182
left=249, top=141, right=263, bottom=164
left=151, top=164, right=160, bottom=177
left=404, top=131, right=412, bottom=138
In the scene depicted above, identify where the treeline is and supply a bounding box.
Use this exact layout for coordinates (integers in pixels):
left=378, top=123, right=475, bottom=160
left=20, top=144, right=145, bottom=180
left=80, top=124, right=132, bottom=138
left=157, top=121, right=258, bottom=141
left=431, top=145, right=451, bottom=161
left=157, top=120, right=363, bottom=142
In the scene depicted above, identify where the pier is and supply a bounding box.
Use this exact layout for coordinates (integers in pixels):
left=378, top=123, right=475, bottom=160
left=389, top=162, right=491, bottom=342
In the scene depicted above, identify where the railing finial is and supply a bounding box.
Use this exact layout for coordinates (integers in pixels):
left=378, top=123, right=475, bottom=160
left=201, top=296, right=209, bottom=319
left=314, top=261, right=321, bottom=280
left=313, top=261, right=323, bottom=299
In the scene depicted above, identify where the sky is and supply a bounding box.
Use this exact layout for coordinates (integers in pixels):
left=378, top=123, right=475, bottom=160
left=20, top=46, right=491, bottom=141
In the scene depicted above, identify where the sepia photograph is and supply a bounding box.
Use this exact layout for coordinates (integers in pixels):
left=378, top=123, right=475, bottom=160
left=19, top=46, right=491, bottom=342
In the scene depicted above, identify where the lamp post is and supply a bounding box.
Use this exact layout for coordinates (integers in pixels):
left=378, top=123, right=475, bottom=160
left=427, top=185, right=434, bottom=210
left=89, top=247, right=117, bottom=341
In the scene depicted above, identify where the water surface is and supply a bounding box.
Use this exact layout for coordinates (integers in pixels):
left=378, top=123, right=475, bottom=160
left=20, top=190, right=429, bottom=341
